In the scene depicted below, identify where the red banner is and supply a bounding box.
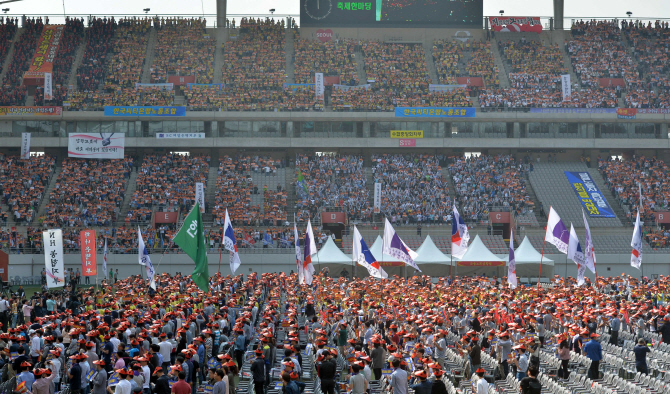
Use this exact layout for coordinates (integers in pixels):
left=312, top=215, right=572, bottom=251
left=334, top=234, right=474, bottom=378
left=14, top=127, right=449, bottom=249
left=167, top=75, right=196, bottom=86
left=654, top=212, right=670, bottom=223
left=79, top=230, right=97, bottom=276
left=489, top=212, right=511, bottom=223
left=154, top=211, right=179, bottom=223
left=24, top=25, right=64, bottom=80
left=489, top=17, right=543, bottom=33
left=617, top=108, right=637, bottom=119
left=313, top=75, right=340, bottom=86
left=457, top=261, right=505, bottom=267
left=399, top=139, right=416, bottom=147
left=321, top=212, right=346, bottom=224
left=456, top=77, right=484, bottom=87
left=599, top=78, right=626, bottom=88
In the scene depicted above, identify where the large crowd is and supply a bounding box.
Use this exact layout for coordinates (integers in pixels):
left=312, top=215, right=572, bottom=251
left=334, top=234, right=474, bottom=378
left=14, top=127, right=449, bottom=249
left=295, top=154, right=370, bottom=223
left=129, top=154, right=210, bottom=220
left=371, top=154, right=452, bottom=224
left=0, top=18, right=42, bottom=106
left=0, top=154, right=55, bottom=224
left=0, top=266, right=667, bottom=394
left=432, top=40, right=462, bottom=85
left=449, top=155, right=533, bottom=222
left=293, top=32, right=359, bottom=86
left=39, top=158, right=134, bottom=228
left=0, top=18, right=17, bottom=72
left=151, top=18, right=214, bottom=84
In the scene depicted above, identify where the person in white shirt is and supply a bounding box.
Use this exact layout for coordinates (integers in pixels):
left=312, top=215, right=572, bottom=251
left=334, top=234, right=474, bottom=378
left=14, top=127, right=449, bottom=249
left=30, top=330, right=41, bottom=363
left=140, top=358, right=151, bottom=394
left=108, top=369, right=132, bottom=394
left=474, top=368, right=489, bottom=394
left=110, top=333, right=121, bottom=353
left=158, top=338, right=173, bottom=371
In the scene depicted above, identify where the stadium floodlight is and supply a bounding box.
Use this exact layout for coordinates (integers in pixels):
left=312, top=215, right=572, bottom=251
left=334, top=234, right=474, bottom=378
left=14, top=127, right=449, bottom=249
left=626, top=11, right=632, bottom=18
left=143, top=8, right=150, bottom=14
left=1, top=8, right=8, bottom=13
left=269, top=8, right=275, bottom=14
left=499, top=10, right=504, bottom=16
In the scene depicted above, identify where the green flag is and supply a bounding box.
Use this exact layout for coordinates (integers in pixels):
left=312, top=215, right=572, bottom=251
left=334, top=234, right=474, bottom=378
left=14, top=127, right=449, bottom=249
left=297, top=168, right=308, bottom=193
left=173, top=202, right=209, bottom=292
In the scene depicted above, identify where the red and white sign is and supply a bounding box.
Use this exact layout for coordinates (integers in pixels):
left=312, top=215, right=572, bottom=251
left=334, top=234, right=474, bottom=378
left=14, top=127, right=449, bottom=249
left=321, top=212, right=346, bottom=224
left=80, top=230, right=97, bottom=276
left=399, top=139, right=416, bottom=147
left=654, top=212, right=670, bottom=224
left=456, top=77, right=484, bottom=87
left=313, top=75, right=340, bottom=86
left=599, top=78, right=626, bottom=88
left=154, top=211, right=179, bottom=223
left=316, top=29, right=333, bottom=42
left=489, top=17, right=543, bottom=33
left=167, top=75, right=196, bottom=86
left=489, top=212, right=511, bottom=223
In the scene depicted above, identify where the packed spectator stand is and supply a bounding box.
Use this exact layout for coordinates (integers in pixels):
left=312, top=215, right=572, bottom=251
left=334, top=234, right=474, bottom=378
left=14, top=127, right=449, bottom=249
left=0, top=17, right=42, bottom=106
left=0, top=154, right=55, bottom=224
left=293, top=31, right=359, bottom=86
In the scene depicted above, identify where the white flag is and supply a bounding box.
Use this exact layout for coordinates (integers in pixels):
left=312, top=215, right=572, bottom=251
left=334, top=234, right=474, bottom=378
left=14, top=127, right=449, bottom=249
left=545, top=207, right=569, bottom=254
left=43, top=229, right=65, bottom=288
left=631, top=211, right=642, bottom=269
left=451, top=206, right=470, bottom=259
left=303, top=219, right=317, bottom=285
left=223, top=209, right=241, bottom=273
left=568, top=223, right=586, bottom=286
left=507, top=231, right=517, bottom=289
left=582, top=209, right=596, bottom=274
left=353, top=225, right=388, bottom=279
left=383, top=218, right=420, bottom=271
left=137, top=227, right=156, bottom=289
left=294, top=222, right=303, bottom=283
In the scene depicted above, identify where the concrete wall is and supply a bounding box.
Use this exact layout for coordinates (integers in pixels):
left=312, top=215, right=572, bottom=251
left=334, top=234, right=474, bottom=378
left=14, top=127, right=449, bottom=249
left=9, top=252, right=669, bottom=281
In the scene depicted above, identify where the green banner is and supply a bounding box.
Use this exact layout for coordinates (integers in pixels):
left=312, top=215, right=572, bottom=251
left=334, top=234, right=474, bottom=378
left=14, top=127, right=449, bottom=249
left=172, top=202, right=209, bottom=292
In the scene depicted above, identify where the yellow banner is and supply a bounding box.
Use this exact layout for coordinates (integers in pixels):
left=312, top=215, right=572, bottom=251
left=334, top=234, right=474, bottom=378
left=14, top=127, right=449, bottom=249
left=390, top=130, right=423, bottom=138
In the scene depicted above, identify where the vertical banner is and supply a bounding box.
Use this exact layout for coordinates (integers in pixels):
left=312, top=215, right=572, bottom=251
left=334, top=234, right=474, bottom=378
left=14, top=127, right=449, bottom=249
left=195, top=182, right=205, bottom=213
left=315, top=72, right=324, bottom=101
left=43, top=229, right=65, bottom=288
left=79, top=230, right=97, bottom=276
left=20, top=133, right=30, bottom=159
left=44, top=72, right=53, bottom=100
left=561, top=74, right=571, bottom=101
left=373, top=182, right=381, bottom=214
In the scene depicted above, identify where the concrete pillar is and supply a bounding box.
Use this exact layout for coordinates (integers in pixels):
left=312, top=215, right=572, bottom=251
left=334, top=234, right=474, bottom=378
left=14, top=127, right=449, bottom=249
left=286, top=122, right=294, bottom=138
left=553, top=0, right=564, bottom=30
left=363, top=122, right=370, bottom=138
left=513, top=122, right=521, bottom=138
left=216, top=0, right=227, bottom=28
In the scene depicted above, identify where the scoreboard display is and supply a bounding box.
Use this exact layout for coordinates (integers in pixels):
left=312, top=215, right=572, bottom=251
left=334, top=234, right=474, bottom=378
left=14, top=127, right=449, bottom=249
left=301, top=0, right=483, bottom=27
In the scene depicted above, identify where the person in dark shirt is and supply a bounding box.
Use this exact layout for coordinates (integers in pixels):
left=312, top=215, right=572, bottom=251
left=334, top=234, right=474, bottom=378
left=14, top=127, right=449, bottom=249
left=153, top=367, right=171, bottom=394
left=519, top=364, right=542, bottom=394
left=633, top=338, right=651, bottom=374
left=317, top=351, right=336, bottom=394
left=68, top=354, right=83, bottom=394
left=430, top=369, right=447, bottom=394
left=12, top=346, right=27, bottom=372
left=470, top=312, right=482, bottom=332
left=250, top=348, right=265, bottom=394
left=409, top=370, right=432, bottom=394
left=659, top=316, right=670, bottom=344
left=101, top=337, right=114, bottom=372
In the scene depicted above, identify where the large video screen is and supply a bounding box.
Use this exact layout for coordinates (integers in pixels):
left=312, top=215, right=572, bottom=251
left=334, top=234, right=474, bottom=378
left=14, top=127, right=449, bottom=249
left=300, top=0, right=483, bottom=27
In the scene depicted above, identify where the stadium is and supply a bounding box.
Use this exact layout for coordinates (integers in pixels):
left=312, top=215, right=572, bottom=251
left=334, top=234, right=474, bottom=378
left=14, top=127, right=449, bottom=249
left=0, top=1, right=668, bottom=394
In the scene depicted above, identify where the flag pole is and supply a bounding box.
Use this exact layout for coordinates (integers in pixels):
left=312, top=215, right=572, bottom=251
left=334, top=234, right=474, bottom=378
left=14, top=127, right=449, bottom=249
left=538, top=207, right=551, bottom=288
left=218, top=227, right=223, bottom=275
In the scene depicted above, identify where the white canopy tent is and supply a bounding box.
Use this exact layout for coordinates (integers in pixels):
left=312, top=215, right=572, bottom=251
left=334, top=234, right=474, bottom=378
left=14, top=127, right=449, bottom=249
left=505, top=236, right=554, bottom=281
left=414, top=235, right=452, bottom=276
left=454, top=234, right=505, bottom=277
left=313, top=237, right=354, bottom=277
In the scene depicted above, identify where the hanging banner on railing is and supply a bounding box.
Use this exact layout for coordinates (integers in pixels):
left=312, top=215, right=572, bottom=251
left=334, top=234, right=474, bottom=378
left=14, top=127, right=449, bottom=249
left=315, top=73, right=324, bottom=101
left=195, top=182, right=205, bottom=213
left=186, top=83, right=225, bottom=90
left=429, top=84, right=467, bottom=92
left=561, top=74, right=571, bottom=101
left=374, top=183, right=381, bottom=214
left=135, top=83, right=174, bottom=90
left=104, top=106, right=186, bottom=116
left=43, top=229, right=65, bottom=288
left=333, top=84, right=371, bottom=91
left=283, top=83, right=314, bottom=91
left=68, top=133, right=125, bottom=159
left=0, top=106, right=62, bottom=116
left=23, top=25, right=64, bottom=84
left=44, top=72, right=53, bottom=100
left=395, top=107, right=475, bottom=118
left=488, top=16, right=543, bottom=33
left=565, top=171, right=616, bottom=218
left=20, top=133, right=30, bottom=159
left=80, top=229, right=97, bottom=276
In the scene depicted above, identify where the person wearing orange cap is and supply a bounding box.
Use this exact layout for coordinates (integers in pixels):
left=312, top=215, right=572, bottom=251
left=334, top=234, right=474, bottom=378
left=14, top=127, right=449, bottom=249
left=152, top=367, right=170, bottom=394
left=472, top=368, right=488, bottom=394
left=512, top=345, right=528, bottom=380
left=409, top=369, right=431, bottom=394
left=91, top=360, right=108, bottom=394
left=250, top=348, right=265, bottom=394
left=582, top=333, right=602, bottom=379
left=67, top=355, right=82, bottom=394
left=16, top=361, right=35, bottom=391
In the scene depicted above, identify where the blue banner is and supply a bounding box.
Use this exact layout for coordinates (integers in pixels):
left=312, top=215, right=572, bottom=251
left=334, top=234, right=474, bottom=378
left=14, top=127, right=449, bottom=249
left=394, top=107, right=475, bottom=118
left=283, top=83, right=314, bottom=91
left=565, top=171, right=616, bottom=218
left=104, top=106, right=186, bottom=116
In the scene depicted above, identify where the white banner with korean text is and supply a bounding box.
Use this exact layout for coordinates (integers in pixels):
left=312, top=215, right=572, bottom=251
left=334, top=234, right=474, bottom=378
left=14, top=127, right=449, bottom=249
left=43, top=229, right=65, bottom=288
left=68, top=133, right=125, bottom=159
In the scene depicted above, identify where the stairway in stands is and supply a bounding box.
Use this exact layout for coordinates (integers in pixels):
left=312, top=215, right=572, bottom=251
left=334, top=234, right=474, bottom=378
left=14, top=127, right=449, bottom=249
left=0, top=27, right=22, bottom=83
left=354, top=46, right=367, bottom=84
left=284, top=27, right=295, bottom=83
left=422, top=40, right=438, bottom=84
left=442, top=166, right=457, bottom=206
left=67, top=31, right=88, bottom=89
left=34, top=166, right=62, bottom=223
left=202, top=164, right=219, bottom=223
left=140, top=28, right=158, bottom=83
left=557, top=30, right=580, bottom=90
left=490, top=38, right=511, bottom=88
left=117, top=169, right=139, bottom=222
left=212, top=27, right=226, bottom=84
left=285, top=162, right=297, bottom=220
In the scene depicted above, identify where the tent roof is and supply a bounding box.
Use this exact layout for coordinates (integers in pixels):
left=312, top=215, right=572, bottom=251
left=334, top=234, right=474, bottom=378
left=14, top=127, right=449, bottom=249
left=414, top=235, right=451, bottom=264
left=314, top=237, right=352, bottom=264
left=505, top=236, right=554, bottom=265
left=456, top=235, right=504, bottom=262
left=369, top=235, right=402, bottom=263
